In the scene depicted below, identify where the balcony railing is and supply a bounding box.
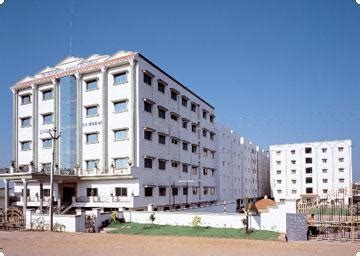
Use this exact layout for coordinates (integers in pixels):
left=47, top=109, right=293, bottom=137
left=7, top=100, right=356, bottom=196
left=73, top=195, right=131, bottom=204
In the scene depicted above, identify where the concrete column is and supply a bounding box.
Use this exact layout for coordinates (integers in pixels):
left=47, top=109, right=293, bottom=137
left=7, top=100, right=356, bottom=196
left=75, top=73, right=83, bottom=169
left=39, top=183, right=43, bottom=213
left=22, top=178, right=28, bottom=221
left=12, top=89, right=19, bottom=169
left=3, top=179, right=9, bottom=220
left=53, top=79, right=60, bottom=165
left=101, top=67, right=108, bottom=172
left=31, top=84, right=39, bottom=169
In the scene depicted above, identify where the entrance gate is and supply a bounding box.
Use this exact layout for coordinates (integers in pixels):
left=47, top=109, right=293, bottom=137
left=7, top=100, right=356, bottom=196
left=0, top=207, right=25, bottom=230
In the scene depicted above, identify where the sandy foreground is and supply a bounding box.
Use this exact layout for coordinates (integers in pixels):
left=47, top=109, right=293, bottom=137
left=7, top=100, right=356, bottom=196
left=0, top=231, right=358, bottom=256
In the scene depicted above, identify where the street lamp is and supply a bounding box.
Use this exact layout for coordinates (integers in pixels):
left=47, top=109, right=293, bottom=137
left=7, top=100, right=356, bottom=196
left=48, top=127, right=61, bottom=232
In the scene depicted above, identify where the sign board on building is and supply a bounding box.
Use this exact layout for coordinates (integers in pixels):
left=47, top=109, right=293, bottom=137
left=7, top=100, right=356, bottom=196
left=286, top=213, right=308, bottom=241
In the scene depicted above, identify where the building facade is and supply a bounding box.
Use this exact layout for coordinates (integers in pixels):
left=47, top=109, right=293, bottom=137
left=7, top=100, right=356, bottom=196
left=216, top=125, right=270, bottom=205
left=269, top=140, right=352, bottom=204
left=2, top=50, right=217, bottom=211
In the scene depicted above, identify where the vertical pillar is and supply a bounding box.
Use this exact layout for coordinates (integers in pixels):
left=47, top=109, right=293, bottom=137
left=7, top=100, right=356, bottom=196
left=31, top=84, right=39, bottom=169
left=101, top=67, right=108, bottom=172
left=3, top=179, right=9, bottom=220
left=53, top=79, right=60, bottom=165
left=75, top=73, right=83, bottom=169
left=22, top=178, right=28, bottom=221
left=129, top=59, right=138, bottom=166
left=39, top=183, right=43, bottom=213
left=12, top=89, right=19, bottom=169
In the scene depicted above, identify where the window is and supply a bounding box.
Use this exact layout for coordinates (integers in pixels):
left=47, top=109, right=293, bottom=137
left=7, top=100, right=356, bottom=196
left=182, top=164, right=188, bottom=173
left=42, top=89, right=53, bottom=100
left=210, top=132, right=215, bottom=141
left=322, top=159, right=327, bottom=163
left=114, top=158, right=128, bottom=169
left=42, top=138, right=52, bottom=149
left=144, top=187, right=153, bottom=197
left=172, top=187, right=178, bottom=196
left=114, top=101, right=127, bottom=113
left=211, top=151, right=215, bottom=159
left=86, top=80, right=97, bottom=91
left=191, top=144, right=197, bottom=153
left=203, top=168, right=208, bottom=175
left=202, top=110, right=208, bottom=119
left=114, top=129, right=128, bottom=141
left=322, top=169, right=328, bottom=173
left=181, top=97, right=188, bottom=107
left=144, top=130, right=152, bottom=141
left=305, top=177, right=312, bottom=184
left=171, top=113, right=178, bottom=121
left=292, top=179, right=296, bottom=184
left=203, top=187, right=209, bottom=195
left=322, top=148, right=327, bottom=153
left=158, top=134, right=166, bottom=144
left=306, top=187, right=313, bottom=194
left=183, top=187, right=188, bottom=195
left=339, top=168, right=344, bottom=172
left=158, top=108, right=166, bottom=119
left=171, top=137, right=178, bottom=145
left=115, top=187, right=127, bottom=197
left=21, top=94, right=31, bottom=105
left=171, top=90, right=178, bottom=101
left=86, top=160, right=98, bottom=170
left=291, top=150, right=296, bottom=154
left=210, top=115, right=214, bottom=123
left=338, top=147, right=344, bottom=152
left=182, top=119, right=188, bottom=129
left=339, top=178, right=345, bottom=183
left=305, top=147, right=312, bottom=154
left=191, top=124, right=197, bottom=133
left=276, top=170, right=281, bottom=174
left=21, top=141, right=31, bottom=151
left=192, top=166, right=197, bottom=175
left=291, top=160, right=296, bottom=164
left=159, top=187, right=166, bottom=196
left=182, top=142, right=188, bottom=151
left=291, top=169, right=296, bottom=174
left=202, top=129, right=207, bottom=138
left=86, top=188, right=98, bottom=197
left=276, top=161, right=281, bottom=165
left=86, top=133, right=98, bottom=144
left=171, top=161, right=179, bottom=168
left=306, top=167, right=312, bottom=174
left=192, top=187, right=198, bottom=195
left=143, top=73, right=152, bottom=85
left=42, top=113, right=53, bottom=125
left=144, top=101, right=153, bottom=113
left=323, top=189, right=328, bottom=194
left=191, top=103, right=197, bottom=112
left=277, top=190, right=282, bottom=194
left=305, top=158, right=312, bottom=164
left=21, top=117, right=31, bottom=127
left=339, top=158, right=344, bottom=162
left=292, top=190, right=297, bottom=194
left=323, top=179, right=328, bottom=183
left=114, top=73, right=128, bottom=84
left=86, top=106, right=98, bottom=117
left=158, top=159, right=166, bottom=170
left=158, top=82, right=166, bottom=93
left=277, top=180, right=282, bottom=184
left=43, top=189, right=50, bottom=197
left=144, top=158, right=153, bottom=168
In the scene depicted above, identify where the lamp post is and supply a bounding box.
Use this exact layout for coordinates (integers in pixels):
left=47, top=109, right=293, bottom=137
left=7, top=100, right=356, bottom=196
left=48, top=127, right=61, bottom=232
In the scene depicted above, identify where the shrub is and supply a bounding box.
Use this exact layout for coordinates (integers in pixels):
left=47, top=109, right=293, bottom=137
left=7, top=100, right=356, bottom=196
left=192, top=216, right=201, bottom=227
left=149, top=213, right=156, bottom=224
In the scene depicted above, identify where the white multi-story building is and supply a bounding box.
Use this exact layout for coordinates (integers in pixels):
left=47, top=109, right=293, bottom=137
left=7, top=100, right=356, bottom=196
left=1, top=50, right=217, bottom=211
left=269, top=140, right=352, bottom=204
left=216, top=125, right=270, bottom=205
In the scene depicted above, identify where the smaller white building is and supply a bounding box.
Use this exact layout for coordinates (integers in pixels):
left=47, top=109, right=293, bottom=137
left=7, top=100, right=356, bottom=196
left=216, top=125, right=270, bottom=204
left=269, top=140, right=352, bottom=204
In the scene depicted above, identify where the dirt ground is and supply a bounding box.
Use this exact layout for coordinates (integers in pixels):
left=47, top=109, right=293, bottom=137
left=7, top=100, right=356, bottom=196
left=0, top=231, right=358, bottom=256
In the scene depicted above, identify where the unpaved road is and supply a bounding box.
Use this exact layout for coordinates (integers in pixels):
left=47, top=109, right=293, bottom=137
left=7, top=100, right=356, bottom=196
left=0, top=231, right=358, bottom=256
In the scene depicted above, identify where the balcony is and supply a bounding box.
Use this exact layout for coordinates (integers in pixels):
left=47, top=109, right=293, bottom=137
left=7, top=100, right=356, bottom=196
left=72, top=195, right=135, bottom=208
left=78, top=167, right=131, bottom=177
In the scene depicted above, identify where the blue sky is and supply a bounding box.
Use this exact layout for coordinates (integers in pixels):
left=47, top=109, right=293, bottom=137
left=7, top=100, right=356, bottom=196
left=0, top=0, right=359, bottom=179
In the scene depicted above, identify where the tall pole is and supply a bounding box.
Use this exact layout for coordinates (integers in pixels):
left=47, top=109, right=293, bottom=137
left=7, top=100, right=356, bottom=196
left=48, top=128, right=61, bottom=231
